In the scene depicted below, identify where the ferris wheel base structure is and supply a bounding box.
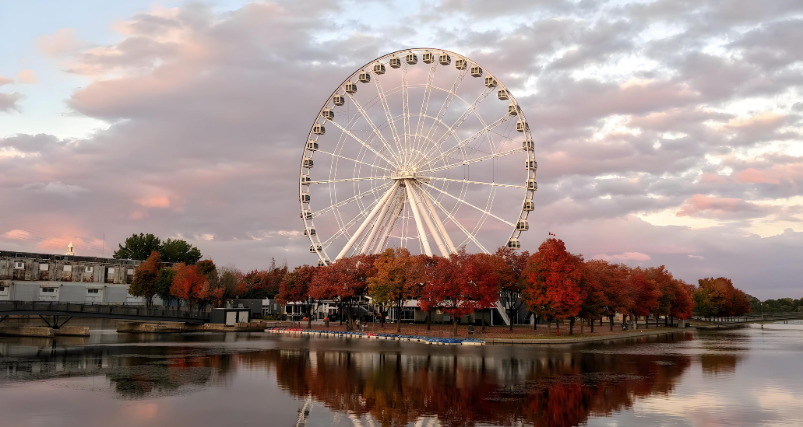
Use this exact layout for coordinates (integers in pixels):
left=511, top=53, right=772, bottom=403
left=300, top=48, right=538, bottom=269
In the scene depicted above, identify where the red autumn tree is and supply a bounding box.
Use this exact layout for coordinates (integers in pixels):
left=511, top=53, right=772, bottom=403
left=418, top=255, right=443, bottom=331
left=731, top=288, right=751, bottom=316
left=170, top=264, right=209, bottom=312
left=586, top=260, right=631, bottom=331
left=420, top=250, right=500, bottom=336
left=628, top=269, right=660, bottom=328
left=521, top=237, right=583, bottom=334
left=697, top=277, right=737, bottom=317
left=278, top=264, right=317, bottom=327
left=576, top=260, right=605, bottom=334
left=367, top=248, right=424, bottom=333
left=669, top=279, right=694, bottom=321
left=495, top=246, right=530, bottom=331
left=647, top=265, right=675, bottom=327
left=311, top=254, right=376, bottom=331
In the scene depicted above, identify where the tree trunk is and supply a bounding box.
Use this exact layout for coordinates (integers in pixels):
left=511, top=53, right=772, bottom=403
left=590, top=317, right=594, bottom=333
left=481, top=313, right=486, bottom=333
left=600, top=317, right=603, bottom=326
left=508, top=308, right=514, bottom=331
left=427, top=311, right=432, bottom=331
left=580, top=318, right=584, bottom=334
left=547, top=319, right=551, bottom=335
left=453, top=317, right=458, bottom=337
left=610, top=315, right=614, bottom=332
left=555, top=320, right=560, bottom=334
left=533, top=314, right=538, bottom=330
left=570, top=318, right=575, bottom=335
left=645, top=315, right=649, bottom=329
left=396, top=303, right=402, bottom=334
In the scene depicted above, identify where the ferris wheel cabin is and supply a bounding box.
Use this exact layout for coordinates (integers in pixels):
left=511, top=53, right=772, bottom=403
left=389, top=56, right=401, bottom=68
left=422, top=51, right=434, bottom=64
left=358, top=71, right=371, bottom=83
left=345, top=81, right=357, bottom=93
left=333, top=94, right=345, bottom=106
left=439, top=53, right=451, bottom=65
left=406, top=52, right=418, bottom=64
left=470, top=65, right=483, bottom=77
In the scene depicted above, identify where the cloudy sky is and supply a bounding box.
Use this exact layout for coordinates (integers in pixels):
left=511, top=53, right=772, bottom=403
left=1, top=0, right=801, bottom=299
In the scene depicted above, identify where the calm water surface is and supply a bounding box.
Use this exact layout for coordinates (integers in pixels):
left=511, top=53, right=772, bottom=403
left=0, top=319, right=801, bottom=427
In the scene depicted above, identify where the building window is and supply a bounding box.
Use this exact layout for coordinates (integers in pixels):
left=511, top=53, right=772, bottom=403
left=42, top=288, right=56, bottom=293
left=127, top=269, right=134, bottom=275
left=0, top=286, right=6, bottom=292
left=87, top=289, right=100, bottom=294
left=85, top=266, right=93, bottom=273
left=108, top=268, right=115, bottom=274
left=39, top=264, right=49, bottom=271
left=64, top=265, right=72, bottom=272
left=14, top=262, right=24, bottom=269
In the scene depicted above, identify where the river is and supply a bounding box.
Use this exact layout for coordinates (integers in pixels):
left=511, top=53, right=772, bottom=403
left=0, top=320, right=801, bottom=426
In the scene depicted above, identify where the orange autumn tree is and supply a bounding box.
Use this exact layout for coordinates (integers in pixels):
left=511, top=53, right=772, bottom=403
left=368, top=248, right=424, bottom=333
left=129, top=251, right=162, bottom=308
left=170, top=264, right=209, bottom=312
left=521, top=237, right=584, bottom=334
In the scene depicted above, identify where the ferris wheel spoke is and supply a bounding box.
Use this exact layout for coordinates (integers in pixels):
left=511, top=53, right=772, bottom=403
left=412, top=61, right=438, bottom=159
left=421, top=176, right=525, bottom=189
left=417, top=184, right=489, bottom=254
left=374, top=77, right=404, bottom=158
left=421, top=85, right=493, bottom=162
left=421, top=181, right=515, bottom=226
left=421, top=147, right=523, bottom=174
left=346, top=93, right=402, bottom=166
left=320, top=186, right=391, bottom=248
left=423, top=113, right=516, bottom=168
left=316, top=150, right=393, bottom=173
left=327, top=119, right=398, bottom=168
left=308, top=176, right=391, bottom=185
left=401, top=62, right=412, bottom=164
left=423, top=68, right=469, bottom=154
left=312, top=182, right=392, bottom=218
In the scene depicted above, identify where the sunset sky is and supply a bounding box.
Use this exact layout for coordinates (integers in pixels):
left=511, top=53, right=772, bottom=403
left=1, top=0, right=801, bottom=299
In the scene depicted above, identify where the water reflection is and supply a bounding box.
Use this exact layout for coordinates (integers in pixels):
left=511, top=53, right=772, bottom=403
left=238, top=341, right=700, bottom=426
left=0, top=329, right=777, bottom=426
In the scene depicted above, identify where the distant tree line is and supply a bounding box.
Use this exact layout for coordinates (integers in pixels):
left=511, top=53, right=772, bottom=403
left=128, top=252, right=286, bottom=311
left=747, top=296, right=803, bottom=314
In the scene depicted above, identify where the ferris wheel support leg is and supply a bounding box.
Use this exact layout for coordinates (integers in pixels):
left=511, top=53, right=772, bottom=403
left=360, top=187, right=397, bottom=254
left=373, top=194, right=405, bottom=254
left=417, top=184, right=456, bottom=253
left=404, top=180, right=433, bottom=257
left=337, top=181, right=400, bottom=260
left=409, top=184, right=449, bottom=257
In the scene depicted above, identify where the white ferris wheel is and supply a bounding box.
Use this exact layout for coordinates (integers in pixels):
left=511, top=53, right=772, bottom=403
left=300, top=48, right=537, bottom=266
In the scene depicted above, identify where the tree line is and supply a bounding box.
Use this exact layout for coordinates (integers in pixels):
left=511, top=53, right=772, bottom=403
left=275, top=237, right=752, bottom=335
left=129, top=252, right=287, bottom=311
left=128, top=235, right=755, bottom=333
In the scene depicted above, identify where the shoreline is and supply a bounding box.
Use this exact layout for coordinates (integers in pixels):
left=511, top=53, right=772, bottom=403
left=267, top=327, right=688, bottom=346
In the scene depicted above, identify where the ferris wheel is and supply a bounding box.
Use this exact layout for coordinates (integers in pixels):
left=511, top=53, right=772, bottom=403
left=300, top=48, right=537, bottom=265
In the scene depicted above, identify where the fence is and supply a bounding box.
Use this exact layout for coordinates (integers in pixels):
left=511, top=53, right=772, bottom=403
left=0, top=301, right=210, bottom=322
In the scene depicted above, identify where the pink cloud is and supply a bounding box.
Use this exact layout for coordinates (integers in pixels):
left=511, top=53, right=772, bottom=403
left=592, top=252, right=651, bottom=262
left=676, top=194, right=760, bottom=217
left=733, top=168, right=780, bottom=184
left=2, top=229, right=33, bottom=240
left=135, top=196, right=171, bottom=208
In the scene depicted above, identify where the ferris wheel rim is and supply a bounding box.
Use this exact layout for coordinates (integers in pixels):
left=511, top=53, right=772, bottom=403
left=299, top=48, right=537, bottom=263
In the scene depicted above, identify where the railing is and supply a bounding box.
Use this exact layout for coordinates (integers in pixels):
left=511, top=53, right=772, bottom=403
left=0, top=301, right=210, bottom=321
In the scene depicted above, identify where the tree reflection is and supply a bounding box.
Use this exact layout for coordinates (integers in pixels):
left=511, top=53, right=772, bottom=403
left=236, top=348, right=694, bottom=427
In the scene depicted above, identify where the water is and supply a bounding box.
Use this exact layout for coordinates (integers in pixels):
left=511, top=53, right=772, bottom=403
left=1, top=320, right=801, bottom=427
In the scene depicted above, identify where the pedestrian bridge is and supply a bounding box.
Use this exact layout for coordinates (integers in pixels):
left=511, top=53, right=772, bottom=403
left=0, top=301, right=209, bottom=328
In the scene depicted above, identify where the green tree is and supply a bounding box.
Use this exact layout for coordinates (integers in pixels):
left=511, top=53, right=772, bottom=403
left=156, top=268, right=177, bottom=306
left=129, top=251, right=162, bottom=307
left=114, top=233, right=161, bottom=261
left=160, top=238, right=202, bottom=264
